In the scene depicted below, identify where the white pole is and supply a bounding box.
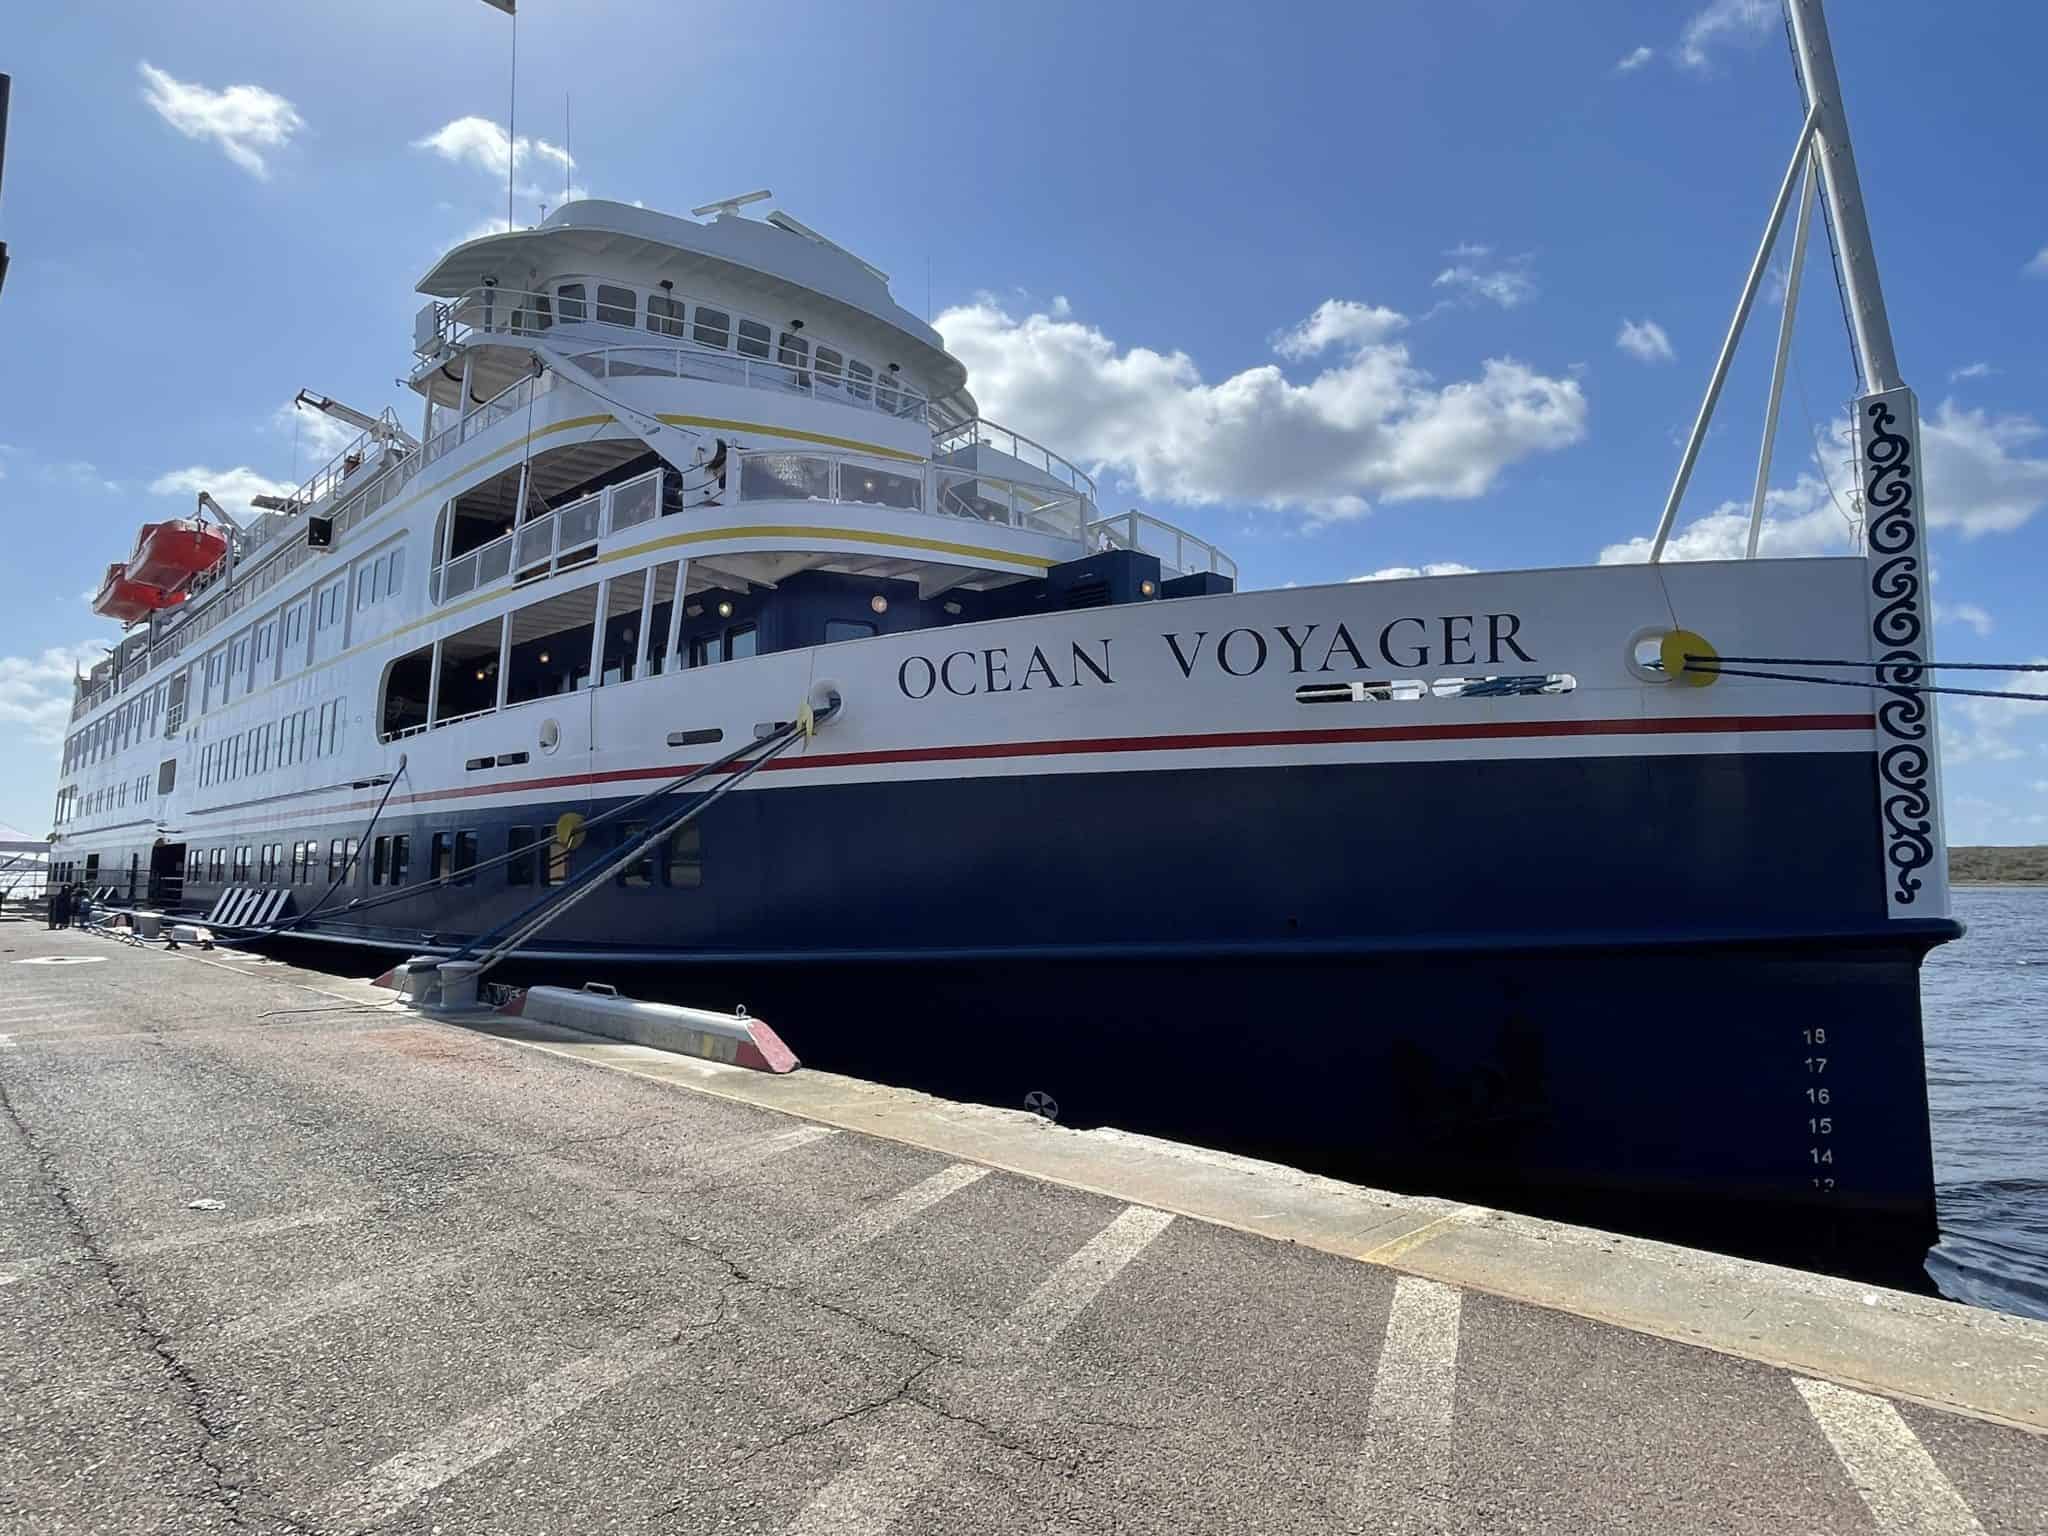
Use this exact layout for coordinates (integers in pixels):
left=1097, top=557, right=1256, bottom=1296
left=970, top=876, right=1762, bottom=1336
left=1746, top=154, right=1817, bottom=559
left=1786, top=0, right=1900, bottom=393
left=506, top=7, right=517, bottom=230
left=1647, top=102, right=1820, bottom=564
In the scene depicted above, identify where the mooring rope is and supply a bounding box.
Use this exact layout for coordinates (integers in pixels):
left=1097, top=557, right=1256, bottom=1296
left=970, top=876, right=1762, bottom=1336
left=1683, top=657, right=2048, bottom=704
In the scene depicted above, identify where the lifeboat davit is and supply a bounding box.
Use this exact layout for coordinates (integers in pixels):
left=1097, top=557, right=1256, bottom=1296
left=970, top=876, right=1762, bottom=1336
left=129, top=518, right=229, bottom=591
left=92, top=562, right=182, bottom=626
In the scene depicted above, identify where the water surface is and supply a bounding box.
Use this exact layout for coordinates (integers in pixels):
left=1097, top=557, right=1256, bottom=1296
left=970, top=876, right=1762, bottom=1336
left=1922, top=886, right=2048, bottom=1320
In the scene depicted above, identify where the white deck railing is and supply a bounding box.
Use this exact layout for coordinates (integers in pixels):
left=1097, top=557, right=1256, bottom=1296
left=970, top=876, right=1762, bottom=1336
left=1089, top=510, right=1238, bottom=582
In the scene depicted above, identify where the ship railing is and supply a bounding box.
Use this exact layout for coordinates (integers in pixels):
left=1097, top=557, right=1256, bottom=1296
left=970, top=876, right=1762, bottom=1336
left=1088, top=510, right=1239, bottom=583
left=931, top=419, right=1097, bottom=500
left=433, top=466, right=663, bottom=601
left=422, top=285, right=936, bottom=425
left=273, top=409, right=409, bottom=523
left=731, top=447, right=1092, bottom=541
left=565, top=341, right=931, bottom=422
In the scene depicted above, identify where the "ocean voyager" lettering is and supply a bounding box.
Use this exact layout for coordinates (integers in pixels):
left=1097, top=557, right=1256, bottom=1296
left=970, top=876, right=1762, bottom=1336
left=894, top=612, right=1532, bottom=698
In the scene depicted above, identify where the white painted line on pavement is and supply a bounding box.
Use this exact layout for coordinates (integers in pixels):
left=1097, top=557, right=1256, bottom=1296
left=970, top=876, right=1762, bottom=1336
left=786, top=1203, right=1175, bottom=1536
left=216, top=1249, right=480, bottom=1345
left=328, top=1326, right=691, bottom=1529
left=986, top=1205, right=1177, bottom=1355
left=1350, top=1274, right=1463, bottom=1532
left=718, top=1124, right=839, bottom=1173
left=116, top=1204, right=369, bottom=1261
left=324, top=1153, right=975, bottom=1526
left=1795, top=1377, right=1986, bottom=1535
left=3, top=1205, right=368, bottom=1285
left=776, top=1162, right=990, bottom=1282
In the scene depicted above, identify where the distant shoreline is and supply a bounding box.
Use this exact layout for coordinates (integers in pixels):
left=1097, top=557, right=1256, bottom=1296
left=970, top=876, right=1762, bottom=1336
left=1950, top=847, right=2048, bottom=886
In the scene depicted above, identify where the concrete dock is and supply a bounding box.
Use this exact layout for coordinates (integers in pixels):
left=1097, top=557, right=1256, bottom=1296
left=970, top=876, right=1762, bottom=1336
left=2, top=918, right=2044, bottom=1534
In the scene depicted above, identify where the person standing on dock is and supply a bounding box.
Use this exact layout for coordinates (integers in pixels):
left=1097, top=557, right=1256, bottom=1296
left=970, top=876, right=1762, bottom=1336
left=48, top=883, right=70, bottom=930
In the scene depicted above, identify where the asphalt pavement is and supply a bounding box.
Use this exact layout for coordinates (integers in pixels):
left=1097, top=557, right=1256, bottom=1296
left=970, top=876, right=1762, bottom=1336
left=1, top=915, right=2044, bottom=1534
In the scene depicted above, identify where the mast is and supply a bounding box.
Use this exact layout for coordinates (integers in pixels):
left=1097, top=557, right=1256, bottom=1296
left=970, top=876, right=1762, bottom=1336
left=1787, top=0, right=1944, bottom=918
left=1785, top=0, right=1899, bottom=394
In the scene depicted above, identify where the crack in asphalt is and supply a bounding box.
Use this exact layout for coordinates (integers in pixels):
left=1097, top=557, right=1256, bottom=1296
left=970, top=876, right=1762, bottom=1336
left=0, top=1069, right=285, bottom=1533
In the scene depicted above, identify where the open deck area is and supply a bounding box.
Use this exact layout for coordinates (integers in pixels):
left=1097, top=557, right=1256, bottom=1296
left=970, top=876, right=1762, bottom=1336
left=2, top=918, right=2043, bottom=1534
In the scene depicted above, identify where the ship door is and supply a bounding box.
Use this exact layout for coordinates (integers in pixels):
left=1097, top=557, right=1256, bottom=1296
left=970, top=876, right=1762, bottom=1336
left=149, top=841, right=187, bottom=906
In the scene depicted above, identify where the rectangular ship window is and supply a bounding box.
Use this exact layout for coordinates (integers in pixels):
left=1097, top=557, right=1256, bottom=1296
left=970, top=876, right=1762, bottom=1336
left=390, top=835, right=411, bottom=886
left=617, top=823, right=651, bottom=888
left=454, top=831, right=477, bottom=885
left=372, top=836, right=389, bottom=886
left=507, top=827, right=536, bottom=887
left=736, top=318, right=771, bottom=359
left=596, top=284, right=636, bottom=326
left=691, top=305, right=729, bottom=349
left=431, top=832, right=452, bottom=882
left=666, top=823, right=702, bottom=889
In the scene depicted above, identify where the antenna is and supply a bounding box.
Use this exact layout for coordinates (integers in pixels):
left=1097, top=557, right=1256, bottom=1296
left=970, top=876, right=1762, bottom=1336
left=564, top=92, right=571, bottom=208
left=690, top=190, right=772, bottom=219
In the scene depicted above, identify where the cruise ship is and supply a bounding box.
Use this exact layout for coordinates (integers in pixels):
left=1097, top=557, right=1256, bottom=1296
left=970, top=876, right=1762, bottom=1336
left=46, top=5, right=1957, bottom=1271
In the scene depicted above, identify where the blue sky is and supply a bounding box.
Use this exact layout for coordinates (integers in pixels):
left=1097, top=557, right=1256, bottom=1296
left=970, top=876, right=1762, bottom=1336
left=2, top=0, right=2045, bottom=841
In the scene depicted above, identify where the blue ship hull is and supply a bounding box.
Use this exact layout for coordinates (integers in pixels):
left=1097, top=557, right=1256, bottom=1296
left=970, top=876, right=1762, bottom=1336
left=157, top=745, right=1952, bottom=1277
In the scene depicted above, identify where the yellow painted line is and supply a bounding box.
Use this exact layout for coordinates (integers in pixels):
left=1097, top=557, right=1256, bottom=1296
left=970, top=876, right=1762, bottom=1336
left=610, top=522, right=1057, bottom=570
left=82, top=405, right=998, bottom=736
left=655, top=412, right=922, bottom=462
left=1355, top=1205, right=1489, bottom=1265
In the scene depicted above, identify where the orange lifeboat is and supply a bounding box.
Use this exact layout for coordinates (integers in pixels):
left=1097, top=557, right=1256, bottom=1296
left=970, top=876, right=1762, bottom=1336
left=92, top=562, right=182, bottom=626
left=129, top=518, right=229, bottom=591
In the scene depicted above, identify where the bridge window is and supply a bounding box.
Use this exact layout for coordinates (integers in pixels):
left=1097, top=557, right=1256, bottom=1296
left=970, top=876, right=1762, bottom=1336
left=647, top=293, right=685, bottom=337
left=815, top=347, right=843, bottom=391
left=556, top=282, right=586, bottom=322
left=726, top=624, right=756, bottom=661
left=736, top=318, right=771, bottom=360
left=692, top=305, right=730, bottom=350
left=596, top=284, right=635, bottom=326
left=845, top=359, right=872, bottom=402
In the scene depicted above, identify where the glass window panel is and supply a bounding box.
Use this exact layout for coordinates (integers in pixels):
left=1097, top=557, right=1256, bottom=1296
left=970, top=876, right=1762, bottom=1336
left=596, top=284, right=636, bottom=326
left=692, top=306, right=730, bottom=349
left=557, top=282, right=586, bottom=321
left=736, top=319, right=771, bottom=359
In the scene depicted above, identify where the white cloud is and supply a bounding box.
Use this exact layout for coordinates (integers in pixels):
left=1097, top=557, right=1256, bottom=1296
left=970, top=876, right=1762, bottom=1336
left=415, top=116, right=578, bottom=201
left=137, top=62, right=303, bottom=179
left=1922, top=400, right=2048, bottom=537
left=0, top=643, right=108, bottom=746
left=1941, top=661, right=2048, bottom=767
left=1936, top=601, right=1994, bottom=638
left=1616, top=318, right=1675, bottom=364
left=1616, top=46, right=1655, bottom=73
left=935, top=297, right=1585, bottom=520
left=148, top=465, right=298, bottom=523
left=1432, top=249, right=1537, bottom=310
left=1349, top=563, right=1479, bottom=582
left=1676, top=0, right=1772, bottom=72
left=1948, top=362, right=1996, bottom=382
left=273, top=401, right=361, bottom=466
left=1273, top=300, right=1407, bottom=360
left=2024, top=247, right=2048, bottom=278
left=1599, top=473, right=1857, bottom=564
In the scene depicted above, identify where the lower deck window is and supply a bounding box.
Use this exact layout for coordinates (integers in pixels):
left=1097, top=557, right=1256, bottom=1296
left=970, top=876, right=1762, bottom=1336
left=667, top=823, right=702, bottom=889
left=507, top=826, right=536, bottom=886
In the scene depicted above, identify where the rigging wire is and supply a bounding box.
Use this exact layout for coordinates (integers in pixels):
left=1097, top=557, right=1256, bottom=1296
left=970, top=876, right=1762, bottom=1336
left=210, top=711, right=818, bottom=941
